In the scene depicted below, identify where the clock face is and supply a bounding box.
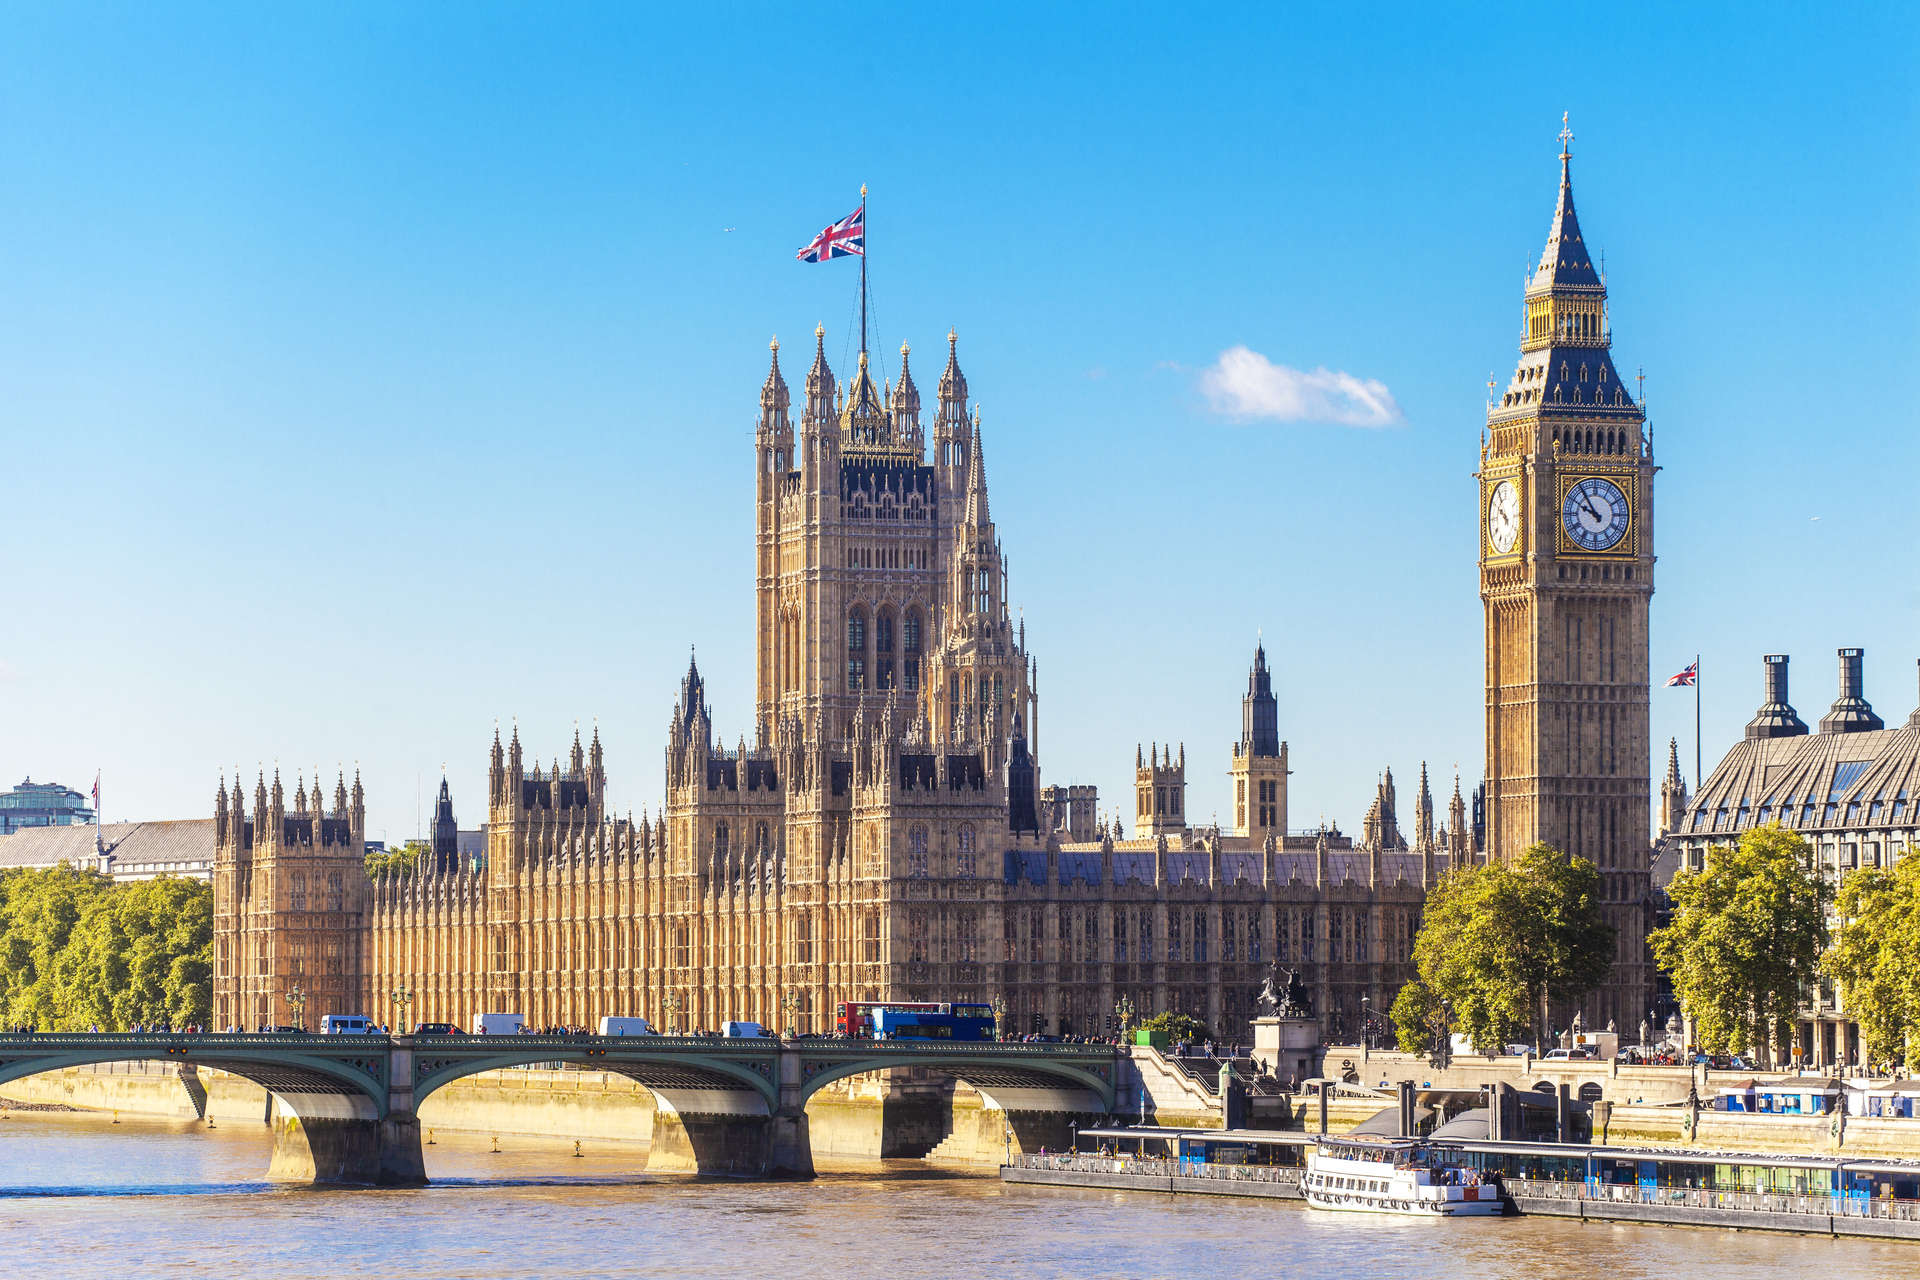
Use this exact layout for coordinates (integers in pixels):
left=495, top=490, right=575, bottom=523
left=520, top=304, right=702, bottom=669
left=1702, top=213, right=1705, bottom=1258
left=1561, top=476, right=1631, bottom=552
left=1487, top=480, right=1520, bottom=555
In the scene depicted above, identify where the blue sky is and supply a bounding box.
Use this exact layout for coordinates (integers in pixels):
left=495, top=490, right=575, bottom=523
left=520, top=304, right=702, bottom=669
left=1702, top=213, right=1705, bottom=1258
left=3, top=3, right=1915, bottom=844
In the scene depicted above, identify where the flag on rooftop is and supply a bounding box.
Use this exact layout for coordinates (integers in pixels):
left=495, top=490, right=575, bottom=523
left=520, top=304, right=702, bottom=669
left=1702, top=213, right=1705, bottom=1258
left=796, top=203, right=864, bottom=263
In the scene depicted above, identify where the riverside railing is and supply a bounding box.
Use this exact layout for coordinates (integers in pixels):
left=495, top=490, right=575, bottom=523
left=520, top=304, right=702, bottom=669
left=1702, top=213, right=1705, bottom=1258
left=1508, top=1178, right=1920, bottom=1222
left=1011, top=1153, right=1302, bottom=1186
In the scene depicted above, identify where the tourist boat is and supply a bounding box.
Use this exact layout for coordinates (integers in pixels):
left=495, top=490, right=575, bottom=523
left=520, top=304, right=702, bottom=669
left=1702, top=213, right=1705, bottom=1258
left=1302, top=1134, right=1503, bottom=1216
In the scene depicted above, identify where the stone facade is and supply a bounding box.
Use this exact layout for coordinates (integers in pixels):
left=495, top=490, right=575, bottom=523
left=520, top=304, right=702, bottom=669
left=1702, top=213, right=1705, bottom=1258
left=212, top=771, right=369, bottom=1029
left=1659, top=650, right=1920, bottom=1067
left=216, top=330, right=1465, bottom=1041
left=1478, top=127, right=1655, bottom=1029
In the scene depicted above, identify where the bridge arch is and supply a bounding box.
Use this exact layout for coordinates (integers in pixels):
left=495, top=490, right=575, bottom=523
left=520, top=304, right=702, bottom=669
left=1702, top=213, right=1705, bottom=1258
left=795, top=1049, right=1117, bottom=1112
left=0, top=1037, right=389, bottom=1114
left=409, top=1041, right=779, bottom=1113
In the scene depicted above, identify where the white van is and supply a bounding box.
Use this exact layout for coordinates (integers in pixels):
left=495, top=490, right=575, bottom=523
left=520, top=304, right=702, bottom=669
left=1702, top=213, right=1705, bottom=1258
left=722, top=1021, right=766, bottom=1038
left=471, top=1012, right=525, bottom=1036
left=598, top=1016, right=652, bottom=1037
left=320, top=1014, right=378, bottom=1036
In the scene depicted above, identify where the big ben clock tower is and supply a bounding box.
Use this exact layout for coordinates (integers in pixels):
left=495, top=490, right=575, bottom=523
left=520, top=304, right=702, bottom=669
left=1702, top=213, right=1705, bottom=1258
left=1479, top=118, right=1653, bottom=1026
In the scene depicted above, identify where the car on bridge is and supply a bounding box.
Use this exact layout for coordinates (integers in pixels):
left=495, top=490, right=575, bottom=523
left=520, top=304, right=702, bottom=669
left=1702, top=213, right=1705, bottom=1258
left=412, top=1023, right=460, bottom=1036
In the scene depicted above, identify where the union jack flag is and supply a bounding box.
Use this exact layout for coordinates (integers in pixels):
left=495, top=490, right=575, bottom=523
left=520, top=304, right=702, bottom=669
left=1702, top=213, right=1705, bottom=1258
left=796, top=203, right=864, bottom=263
left=1665, top=662, right=1698, bottom=687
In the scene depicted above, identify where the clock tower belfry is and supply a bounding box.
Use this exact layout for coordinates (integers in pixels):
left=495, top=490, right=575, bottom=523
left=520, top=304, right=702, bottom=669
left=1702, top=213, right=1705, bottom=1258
left=1479, top=119, right=1654, bottom=1026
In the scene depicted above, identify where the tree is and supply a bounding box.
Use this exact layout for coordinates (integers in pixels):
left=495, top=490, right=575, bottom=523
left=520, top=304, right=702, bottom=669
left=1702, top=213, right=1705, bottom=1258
left=1141, top=1011, right=1208, bottom=1043
left=1651, top=824, right=1830, bottom=1066
left=1826, top=849, right=1920, bottom=1073
left=365, top=839, right=431, bottom=878
left=0, top=864, right=212, bottom=1029
left=1400, top=844, right=1614, bottom=1053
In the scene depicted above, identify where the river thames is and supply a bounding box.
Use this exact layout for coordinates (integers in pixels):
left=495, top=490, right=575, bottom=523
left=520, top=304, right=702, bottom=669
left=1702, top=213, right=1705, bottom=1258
left=2, top=1113, right=1914, bottom=1279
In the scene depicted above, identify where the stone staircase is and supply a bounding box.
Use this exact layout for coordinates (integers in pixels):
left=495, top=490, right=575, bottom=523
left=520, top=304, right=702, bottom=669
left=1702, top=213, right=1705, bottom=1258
left=177, top=1063, right=209, bottom=1119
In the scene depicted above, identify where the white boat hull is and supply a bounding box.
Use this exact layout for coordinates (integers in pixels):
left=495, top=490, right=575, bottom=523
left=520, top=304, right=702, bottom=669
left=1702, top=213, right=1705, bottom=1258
left=1302, top=1185, right=1504, bottom=1216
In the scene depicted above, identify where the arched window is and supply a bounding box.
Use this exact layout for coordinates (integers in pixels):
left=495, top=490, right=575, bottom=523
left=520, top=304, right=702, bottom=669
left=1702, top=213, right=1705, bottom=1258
left=715, top=822, right=729, bottom=865
left=326, top=872, right=343, bottom=912
left=290, top=872, right=307, bottom=911
left=847, top=609, right=866, bottom=691
left=909, top=908, right=928, bottom=962
left=903, top=609, right=923, bottom=692
left=875, top=609, right=896, bottom=690
left=908, top=825, right=929, bottom=878
left=956, top=824, right=976, bottom=878
left=957, top=911, right=978, bottom=962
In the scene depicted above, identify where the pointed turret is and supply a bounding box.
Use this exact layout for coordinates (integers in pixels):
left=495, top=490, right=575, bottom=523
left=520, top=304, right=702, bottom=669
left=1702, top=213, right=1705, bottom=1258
left=804, top=325, right=835, bottom=423
left=1659, top=737, right=1689, bottom=837
left=760, top=336, right=790, bottom=416
left=1531, top=123, right=1603, bottom=293
left=964, top=417, right=990, bottom=528
left=891, top=339, right=920, bottom=443
left=841, top=349, right=888, bottom=450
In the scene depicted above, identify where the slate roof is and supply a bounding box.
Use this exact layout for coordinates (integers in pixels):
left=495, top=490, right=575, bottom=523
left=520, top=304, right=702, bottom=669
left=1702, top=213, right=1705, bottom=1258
left=1678, top=724, right=1920, bottom=841
left=0, top=818, right=216, bottom=874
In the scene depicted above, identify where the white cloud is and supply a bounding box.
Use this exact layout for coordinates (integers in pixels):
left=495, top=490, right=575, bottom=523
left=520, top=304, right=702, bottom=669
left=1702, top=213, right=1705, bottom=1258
left=1198, top=345, right=1402, bottom=428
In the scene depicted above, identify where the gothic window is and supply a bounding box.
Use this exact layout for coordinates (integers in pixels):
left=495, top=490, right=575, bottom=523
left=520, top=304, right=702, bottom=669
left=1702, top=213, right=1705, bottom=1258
left=290, top=872, right=307, bottom=911
left=975, top=567, right=991, bottom=614
left=714, top=822, right=729, bottom=867
left=949, top=673, right=961, bottom=729
left=903, top=609, right=922, bottom=692
left=1249, top=912, right=1262, bottom=964
left=672, top=925, right=690, bottom=968
left=956, top=824, right=976, bottom=878
left=1028, top=909, right=1043, bottom=963
left=793, top=914, right=812, bottom=964
left=847, top=609, right=867, bottom=691
left=1193, top=912, right=1208, bottom=963
left=908, top=825, right=929, bottom=878
left=1083, top=910, right=1098, bottom=962
left=876, top=609, right=896, bottom=690
left=908, top=909, right=928, bottom=962
left=957, top=911, right=977, bottom=962
left=1168, top=913, right=1182, bottom=963
left=1224, top=912, right=1237, bottom=962
left=1114, top=911, right=1128, bottom=962
left=326, top=872, right=343, bottom=912
left=863, top=910, right=880, bottom=963
left=1141, top=914, right=1155, bottom=963
left=1171, top=789, right=1180, bottom=816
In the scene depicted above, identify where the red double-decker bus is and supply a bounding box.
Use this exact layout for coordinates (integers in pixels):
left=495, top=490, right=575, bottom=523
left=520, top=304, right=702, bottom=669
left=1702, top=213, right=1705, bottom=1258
left=835, top=1000, right=942, bottom=1037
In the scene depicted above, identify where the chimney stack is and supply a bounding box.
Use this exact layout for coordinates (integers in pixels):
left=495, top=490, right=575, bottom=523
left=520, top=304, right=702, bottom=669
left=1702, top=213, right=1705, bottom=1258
left=1819, top=647, right=1884, bottom=735
left=1744, top=655, right=1809, bottom=741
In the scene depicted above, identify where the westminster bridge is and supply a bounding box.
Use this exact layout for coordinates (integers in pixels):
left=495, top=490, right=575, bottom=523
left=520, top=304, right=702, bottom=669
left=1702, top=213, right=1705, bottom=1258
left=0, top=1032, right=1120, bottom=1185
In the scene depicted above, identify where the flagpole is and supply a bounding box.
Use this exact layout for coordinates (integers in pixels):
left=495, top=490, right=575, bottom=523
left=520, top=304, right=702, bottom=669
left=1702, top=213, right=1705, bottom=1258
left=1694, top=653, right=1702, bottom=790
left=858, top=183, right=868, bottom=356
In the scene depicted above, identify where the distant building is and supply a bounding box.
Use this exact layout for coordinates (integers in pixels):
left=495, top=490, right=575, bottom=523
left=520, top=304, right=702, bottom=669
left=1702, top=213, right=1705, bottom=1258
left=0, top=818, right=215, bottom=882
left=0, top=777, right=95, bottom=835
left=1661, top=649, right=1920, bottom=1067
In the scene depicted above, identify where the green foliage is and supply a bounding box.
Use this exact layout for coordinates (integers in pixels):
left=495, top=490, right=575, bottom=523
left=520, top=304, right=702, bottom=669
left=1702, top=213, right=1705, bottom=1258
left=0, top=864, right=212, bottom=1029
left=1402, top=844, right=1614, bottom=1053
left=1141, top=1011, right=1208, bottom=1042
left=1826, top=849, right=1920, bottom=1073
left=1651, top=824, right=1830, bottom=1064
left=1390, top=980, right=1437, bottom=1055
left=365, top=839, right=431, bottom=878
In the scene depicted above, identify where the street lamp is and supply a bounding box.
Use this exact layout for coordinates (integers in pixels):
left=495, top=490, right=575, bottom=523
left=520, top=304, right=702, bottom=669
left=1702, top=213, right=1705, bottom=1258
left=287, top=985, right=307, bottom=1034
left=390, top=983, right=412, bottom=1036
left=665, top=991, right=682, bottom=1036
left=1115, top=994, right=1136, bottom=1045
left=781, top=989, right=801, bottom=1037
left=991, top=994, right=1008, bottom=1042
left=1361, top=996, right=1371, bottom=1050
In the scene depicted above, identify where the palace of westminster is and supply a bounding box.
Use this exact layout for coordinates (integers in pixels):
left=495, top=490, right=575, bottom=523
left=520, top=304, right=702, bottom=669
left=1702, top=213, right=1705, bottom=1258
left=213, top=135, right=1664, bottom=1041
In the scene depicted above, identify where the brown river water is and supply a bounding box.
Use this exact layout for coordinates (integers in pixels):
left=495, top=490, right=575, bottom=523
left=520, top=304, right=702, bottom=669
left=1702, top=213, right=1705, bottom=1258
left=1, top=1112, right=1913, bottom=1279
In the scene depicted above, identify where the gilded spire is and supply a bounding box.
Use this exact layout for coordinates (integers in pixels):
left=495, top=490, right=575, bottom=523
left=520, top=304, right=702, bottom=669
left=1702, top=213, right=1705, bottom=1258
left=804, top=324, right=835, bottom=421
left=891, top=338, right=920, bottom=436
left=761, top=336, right=789, bottom=412
left=1531, top=113, right=1601, bottom=295
left=937, top=327, right=968, bottom=406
